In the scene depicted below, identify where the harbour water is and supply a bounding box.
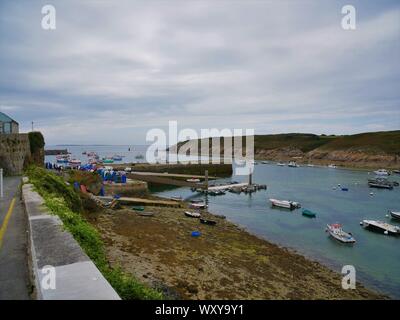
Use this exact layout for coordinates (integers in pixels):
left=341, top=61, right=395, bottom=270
left=156, top=163, right=400, bottom=298
left=45, top=145, right=400, bottom=298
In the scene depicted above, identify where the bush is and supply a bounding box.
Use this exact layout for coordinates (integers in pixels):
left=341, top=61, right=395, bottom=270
left=28, top=132, right=45, bottom=154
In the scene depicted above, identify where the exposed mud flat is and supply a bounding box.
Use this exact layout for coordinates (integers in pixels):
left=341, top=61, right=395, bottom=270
left=87, top=205, right=385, bottom=300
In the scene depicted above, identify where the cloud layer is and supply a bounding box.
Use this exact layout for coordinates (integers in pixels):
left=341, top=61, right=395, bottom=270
left=0, top=0, right=399, bottom=145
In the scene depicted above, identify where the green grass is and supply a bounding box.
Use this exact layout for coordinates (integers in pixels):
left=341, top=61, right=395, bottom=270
left=26, top=166, right=164, bottom=300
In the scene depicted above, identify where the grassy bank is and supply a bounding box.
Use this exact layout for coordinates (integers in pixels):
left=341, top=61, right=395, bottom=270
left=25, top=166, right=163, bottom=300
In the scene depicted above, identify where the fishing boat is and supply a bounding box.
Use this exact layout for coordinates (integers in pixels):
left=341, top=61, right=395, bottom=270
left=185, top=211, right=201, bottom=218
left=269, top=198, right=301, bottom=210
left=328, top=164, right=337, bottom=169
left=277, top=162, right=286, bottom=166
left=326, top=224, right=356, bottom=243
left=374, top=169, right=389, bottom=176
left=288, top=161, right=299, bottom=167
left=361, top=220, right=400, bottom=235
left=200, top=218, right=217, bottom=226
left=389, top=210, right=400, bottom=220
left=302, top=209, right=316, bottom=218
left=189, top=202, right=207, bottom=209
left=56, top=155, right=69, bottom=163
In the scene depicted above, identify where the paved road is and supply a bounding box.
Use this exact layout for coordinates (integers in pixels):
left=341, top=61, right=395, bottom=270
left=0, top=176, right=31, bottom=300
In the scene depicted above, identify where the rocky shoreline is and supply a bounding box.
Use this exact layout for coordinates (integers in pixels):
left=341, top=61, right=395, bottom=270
left=85, top=201, right=387, bottom=300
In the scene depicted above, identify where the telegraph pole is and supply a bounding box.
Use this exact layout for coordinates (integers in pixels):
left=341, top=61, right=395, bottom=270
left=31, top=121, right=34, bottom=132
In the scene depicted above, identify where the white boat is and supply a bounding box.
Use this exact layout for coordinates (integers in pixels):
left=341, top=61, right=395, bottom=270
left=184, top=211, right=201, bottom=218
left=328, top=164, right=337, bottom=169
left=307, top=164, right=315, bottom=167
left=288, top=161, right=299, bottom=167
left=361, top=220, right=400, bottom=235
left=326, top=224, right=356, bottom=243
left=269, top=198, right=301, bottom=210
left=374, top=169, right=389, bottom=176
left=187, top=178, right=201, bottom=183
left=389, top=210, right=400, bottom=220
left=69, top=159, right=81, bottom=166
left=277, top=162, right=286, bottom=166
left=189, top=202, right=207, bottom=209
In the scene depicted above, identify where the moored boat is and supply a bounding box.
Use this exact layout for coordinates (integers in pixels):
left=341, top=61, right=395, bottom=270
left=137, top=211, right=154, bottom=217
left=368, top=178, right=393, bottom=189
left=189, top=202, right=207, bottom=209
left=328, top=164, right=337, bottom=169
left=374, top=169, right=390, bottom=176
left=185, top=211, right=201, bottom=218
left=69, top=159, right=81, bottom=166
left=277, top=162, right=286, bottom=166
left=393, top=170, right=400, bottom=175
left=361, top=220, right=400, bottom=235
left=269, top=198, right=301, bottom=210
left=326, top=224, right=356, bottom=243
left=187, top=178, right=201, bottom=183
left=132, top=206, right=145, bottom=211
left=389, top=210, right=400, bottom=220
left=302, top=209, right=316, bottom=218
left=288, top=161, right=299, bottom=167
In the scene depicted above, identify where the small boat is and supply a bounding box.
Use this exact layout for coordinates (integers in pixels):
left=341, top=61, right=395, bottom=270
left=137, top=211, right=154, bottom=217
left=389, top=210, right=400, bottom=220
left=341, top=187, right=349, bottom=191
left=288, top=161, right=299, bottom=168
left=135, top=154, right=145, bottom=159
left=302, top=209, right=316, bottom=218
left=102, top=158, right=114, bottom=164
left=132, top=206, right=145, bottom=211
left=393, top=170, right=400, bottom=175
left=277, top=162, right=286, bottom=166
left=374, top=169, right=389, bottom=176
left=189, top=202, right=207, bottom=209
left=112, top=155, right=123, bottom=161
left=269, top=198, right=301, bottom=210
left=307, top=163, right=315, bottom=167
left=261, top=161, right=269, bottom=164
left=326, top=224, right=356, bottom=243
left=187, top=178, right=201, bottom=183
left=200, top=218, right=217, bottom=226
left=328, top=164, right=337, bottom=169
left=361, top=220, right=400, bottom=235
left=170, top=196, right=183, bottom=201
left=368, top=179, right=393, bottom=189
left=185, top=211, right=201, bottom=218
left=69, top=159, right=81, bottom=166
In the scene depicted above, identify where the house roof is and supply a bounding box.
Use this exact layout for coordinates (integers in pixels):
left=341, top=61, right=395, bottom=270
left=0, top=112, right=17, bottom=123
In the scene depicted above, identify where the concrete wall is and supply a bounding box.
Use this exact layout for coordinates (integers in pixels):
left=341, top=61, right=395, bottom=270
left=22, top=181, right=120, bottom=300
left=0, top=133, right=31, bottom=175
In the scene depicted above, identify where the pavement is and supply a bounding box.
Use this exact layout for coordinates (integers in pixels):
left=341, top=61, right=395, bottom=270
left=0, top=176, right=31, bottom=300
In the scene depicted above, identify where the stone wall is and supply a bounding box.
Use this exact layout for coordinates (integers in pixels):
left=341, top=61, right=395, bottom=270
left=0, top=133, right=32, bottom=175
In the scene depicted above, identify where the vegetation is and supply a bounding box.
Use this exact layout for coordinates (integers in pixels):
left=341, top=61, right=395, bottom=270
left=26, top=166, right=164, bottom=300
left=28, top=131, right=45, bottom=155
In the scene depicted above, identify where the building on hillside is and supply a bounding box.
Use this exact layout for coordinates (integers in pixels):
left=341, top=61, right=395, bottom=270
left=0, top=111, right=19, bottom=134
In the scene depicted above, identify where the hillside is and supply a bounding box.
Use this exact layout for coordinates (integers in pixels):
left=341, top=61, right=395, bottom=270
left=171, top=130, right=400, bottom=169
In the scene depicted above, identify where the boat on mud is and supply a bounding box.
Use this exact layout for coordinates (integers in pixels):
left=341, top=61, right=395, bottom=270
left=200, top=218, right=217, bottom=226
left=269, top=198, right=301, bottom=210
left=302, top=209, right=316, bottom=218
left=326, top=224, right=356, bottom=243
left=136, top=211, right=154, bottom=217
left=185, top=211, right=201, bottom=218
left=187, top=178, right=201, bottom=183
left=361, top=220, right=400, bottom=236
left=189, top=201, right=208, bottom=209
left=389, top=210, right=400, bottom=220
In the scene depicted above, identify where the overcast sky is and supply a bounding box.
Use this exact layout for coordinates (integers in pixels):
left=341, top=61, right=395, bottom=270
left=0, top=0, right=399, bottom=145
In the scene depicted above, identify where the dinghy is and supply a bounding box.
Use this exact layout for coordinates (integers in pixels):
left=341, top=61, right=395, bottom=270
left=374, top=169, right=389, bottom=176
left=302, top=209, right=316, bottom=218
left=137, top=211, right=154, bottom=217
left=189, top=202, right=207, bottom=209
left=132, top=206, right=145, bottom=211
left=185, top=211, right=201, bottom=218
left=326, top=224, right=356, bottom=243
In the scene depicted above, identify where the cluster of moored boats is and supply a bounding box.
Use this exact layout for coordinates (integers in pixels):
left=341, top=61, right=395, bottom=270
left=184, top=200, right=220, bottom=226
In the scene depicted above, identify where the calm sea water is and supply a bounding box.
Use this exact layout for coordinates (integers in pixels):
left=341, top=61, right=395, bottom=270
left=155, top=163, right=400, bottom=298
left=45, top=146, right=400, bottom=298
